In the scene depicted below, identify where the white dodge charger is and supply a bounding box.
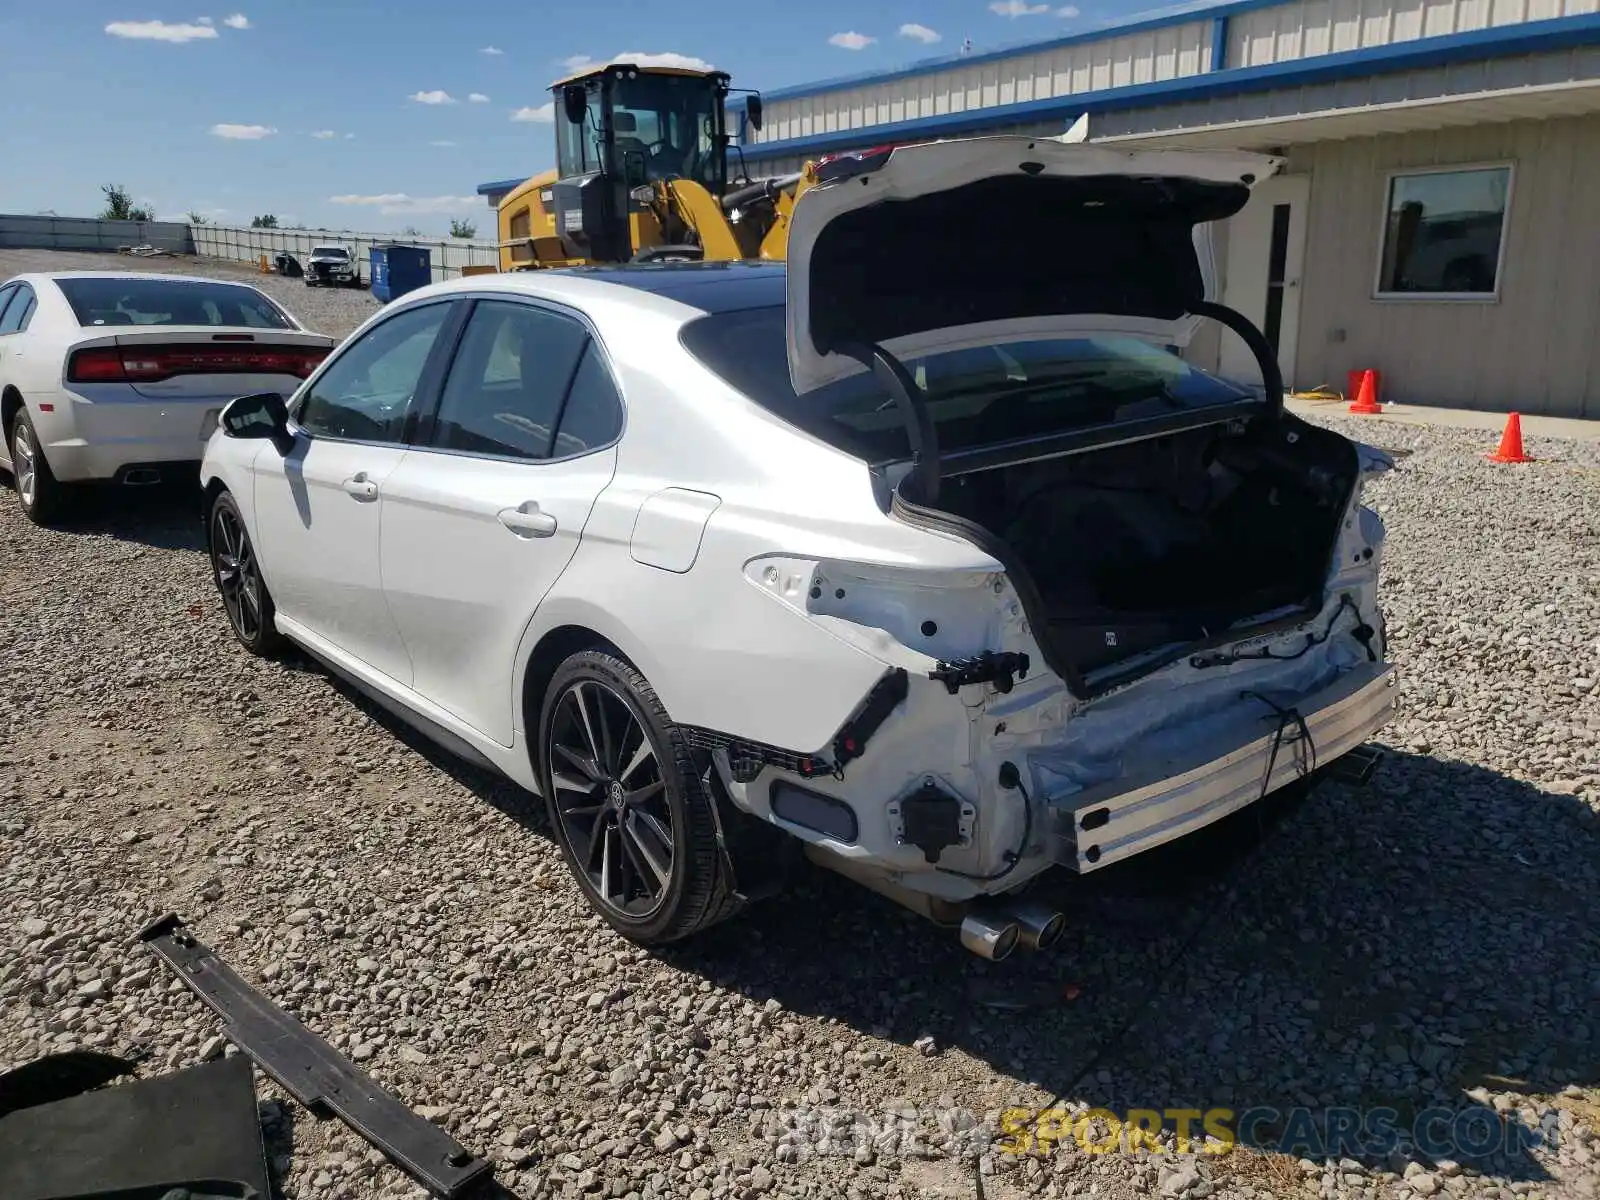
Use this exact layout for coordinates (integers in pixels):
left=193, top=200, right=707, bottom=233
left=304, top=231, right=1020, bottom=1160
left=198, top=137, right=1396, bottom=959
left=0, top=271, right=335, bottom=524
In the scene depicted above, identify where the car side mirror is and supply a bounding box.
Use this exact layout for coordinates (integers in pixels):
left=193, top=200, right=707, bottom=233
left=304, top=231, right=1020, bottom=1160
left=746, top=94, right=763, bottom=132
left=563, top=85, right=588, bottom=125
left=221, top=391, right=291, bottom=450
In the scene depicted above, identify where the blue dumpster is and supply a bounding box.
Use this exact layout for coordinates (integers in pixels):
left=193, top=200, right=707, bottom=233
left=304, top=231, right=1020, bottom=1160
left=369, top=244, right=431, bottom=303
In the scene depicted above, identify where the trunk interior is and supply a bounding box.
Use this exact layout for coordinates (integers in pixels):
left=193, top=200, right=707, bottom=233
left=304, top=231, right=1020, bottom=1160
left=921, top=413, right=1360, bottom=685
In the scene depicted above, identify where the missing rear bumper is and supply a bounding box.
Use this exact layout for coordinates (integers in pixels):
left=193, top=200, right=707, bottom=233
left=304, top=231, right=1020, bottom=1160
left=1049, top=663, right=1395, bottom=873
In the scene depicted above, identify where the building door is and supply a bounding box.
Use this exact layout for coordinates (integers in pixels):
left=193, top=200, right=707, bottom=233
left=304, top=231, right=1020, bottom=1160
left=1219, top=174, right=1310, bottom=393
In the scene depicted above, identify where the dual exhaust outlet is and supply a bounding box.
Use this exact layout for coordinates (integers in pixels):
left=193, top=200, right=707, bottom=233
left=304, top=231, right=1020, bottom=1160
left=958, top=899, right=1066, bottom=961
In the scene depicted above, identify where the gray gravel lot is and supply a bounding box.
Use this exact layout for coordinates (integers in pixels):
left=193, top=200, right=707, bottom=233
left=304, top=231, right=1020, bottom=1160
left=1, top=249, right=1598, bottom=1200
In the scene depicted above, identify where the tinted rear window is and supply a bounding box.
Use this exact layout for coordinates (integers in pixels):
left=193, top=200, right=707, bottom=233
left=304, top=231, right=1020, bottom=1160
left=55, top=277, right=294, bottom=330
left=679, top=305, right=1256, bottom=462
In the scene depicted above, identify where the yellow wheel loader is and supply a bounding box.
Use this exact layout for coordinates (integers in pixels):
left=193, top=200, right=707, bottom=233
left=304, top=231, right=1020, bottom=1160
left=494, top=62, right=817, bottom=270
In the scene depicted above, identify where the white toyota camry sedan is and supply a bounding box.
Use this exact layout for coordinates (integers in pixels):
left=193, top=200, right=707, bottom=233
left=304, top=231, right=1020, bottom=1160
left=200, top=136, right=1396, bottom=959
left=0, top=271, right=335, bottom=524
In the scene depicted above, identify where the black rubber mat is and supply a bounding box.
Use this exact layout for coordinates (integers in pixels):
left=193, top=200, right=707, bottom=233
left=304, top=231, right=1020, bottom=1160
left=0, top=1053, right=271, bottom=1200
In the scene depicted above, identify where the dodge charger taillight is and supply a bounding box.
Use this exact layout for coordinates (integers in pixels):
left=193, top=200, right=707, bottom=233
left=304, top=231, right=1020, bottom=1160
left=67, top=344, right=330, bottom=384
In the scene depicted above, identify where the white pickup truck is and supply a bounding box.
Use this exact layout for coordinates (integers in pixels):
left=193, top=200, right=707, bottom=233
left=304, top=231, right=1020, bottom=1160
left=304, top=245, right=361, bottom=289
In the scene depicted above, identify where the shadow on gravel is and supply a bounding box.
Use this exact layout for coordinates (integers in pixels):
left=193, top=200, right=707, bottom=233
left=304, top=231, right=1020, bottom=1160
left=260, top=1096, right=296, bottom=1200
left=660, top=750, right=1598, bottom=1185
left=262, top=656, right=1600, bottom=1186
left=19, top=481, right=207, bottom=552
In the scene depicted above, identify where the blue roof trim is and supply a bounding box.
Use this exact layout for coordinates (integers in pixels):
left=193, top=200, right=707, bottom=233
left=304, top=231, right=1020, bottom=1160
left=476, top=177, right=527, bottom=195
left=728, top=0, right=1282, bottom=105
left=740, top=11, right=1600, bottom=160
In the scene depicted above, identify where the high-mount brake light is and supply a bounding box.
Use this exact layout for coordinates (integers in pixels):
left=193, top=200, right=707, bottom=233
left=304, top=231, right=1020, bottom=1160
left=67, top=344, right=329, bottom=384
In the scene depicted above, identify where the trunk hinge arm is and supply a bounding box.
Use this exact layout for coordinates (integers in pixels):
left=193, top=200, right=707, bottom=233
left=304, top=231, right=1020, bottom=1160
left=1188, top=299, right=1284, bottom=414
left=835, top=339, right=941, bottom=504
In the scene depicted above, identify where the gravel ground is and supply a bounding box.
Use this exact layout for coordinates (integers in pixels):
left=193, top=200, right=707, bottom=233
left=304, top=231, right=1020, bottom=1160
left=2, top=249, right=1598, bottom=1200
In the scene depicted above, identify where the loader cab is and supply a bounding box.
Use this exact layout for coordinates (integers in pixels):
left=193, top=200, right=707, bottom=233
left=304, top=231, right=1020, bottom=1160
left=552, top=63, right=737, bottom=264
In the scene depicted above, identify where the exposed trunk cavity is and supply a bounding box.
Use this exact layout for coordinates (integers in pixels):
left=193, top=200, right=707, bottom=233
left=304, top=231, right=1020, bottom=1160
left=899, top=413, right=1360, bottom=692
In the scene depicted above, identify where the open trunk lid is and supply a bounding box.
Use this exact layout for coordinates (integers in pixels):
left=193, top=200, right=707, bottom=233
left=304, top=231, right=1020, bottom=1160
left=783, top=135, right=1284, bottom=395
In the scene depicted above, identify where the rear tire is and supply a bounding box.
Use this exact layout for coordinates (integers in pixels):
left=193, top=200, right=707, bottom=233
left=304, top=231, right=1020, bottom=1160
left=8, top=408, right=72, bottom=527
left=207, top=489, right=286, bottom=657
left=537, top=650, right=739, bottom=945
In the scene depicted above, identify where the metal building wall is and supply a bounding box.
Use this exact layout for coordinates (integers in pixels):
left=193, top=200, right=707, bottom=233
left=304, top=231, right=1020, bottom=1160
left=1227, top=0, right=1600, bottom=68
left=1287, top=110, right=1600, bottom=416
left=752, top=19, right=1216, bottom=145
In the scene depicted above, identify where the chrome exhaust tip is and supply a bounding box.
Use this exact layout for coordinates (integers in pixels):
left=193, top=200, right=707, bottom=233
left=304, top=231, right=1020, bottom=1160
left=122, top=468, right=162, bottom=486
left=959, top=911, right=1020, bottom=961
left=1008, top=901, right=1067, bottom=952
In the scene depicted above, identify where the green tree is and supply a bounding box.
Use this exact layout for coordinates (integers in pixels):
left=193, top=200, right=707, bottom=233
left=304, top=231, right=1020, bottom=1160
left=101, top=183, right=153, bottom=222
left=400, top=224, right=423, bottom=238
left=186, top=210, right=210, bottom=225
left=250, top=214, right=280, bottom=229
left=449, top=217, right=477, bottom=239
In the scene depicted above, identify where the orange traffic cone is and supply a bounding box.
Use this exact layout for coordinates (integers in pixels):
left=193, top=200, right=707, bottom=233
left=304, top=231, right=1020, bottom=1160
left=1348, top=369, right=1382, bottom=415
left=1487, top=412, right=1535, bottom=463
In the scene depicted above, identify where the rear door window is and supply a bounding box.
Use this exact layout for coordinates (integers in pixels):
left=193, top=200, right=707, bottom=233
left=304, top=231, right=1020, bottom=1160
left=428, top=300, right=590, bottom=461
left=6, top=289, right=37, bottom=333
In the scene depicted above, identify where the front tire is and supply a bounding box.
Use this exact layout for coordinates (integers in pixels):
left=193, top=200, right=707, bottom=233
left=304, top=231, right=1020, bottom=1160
left=537, top=650, right=738, bottom=945
left=208, top=489, right=286, bottom=657
left=8, top=408, right=72, bottom=527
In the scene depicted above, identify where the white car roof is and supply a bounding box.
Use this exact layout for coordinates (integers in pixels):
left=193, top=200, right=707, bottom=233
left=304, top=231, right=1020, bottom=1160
left=390, top=263, right=786, bottom=325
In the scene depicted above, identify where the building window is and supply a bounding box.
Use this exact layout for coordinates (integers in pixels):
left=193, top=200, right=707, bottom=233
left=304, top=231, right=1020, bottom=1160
left=1376, top=164, right=1512, bottom=299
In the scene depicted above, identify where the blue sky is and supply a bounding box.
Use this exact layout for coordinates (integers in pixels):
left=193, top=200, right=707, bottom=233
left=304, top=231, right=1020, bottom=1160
left=0, top=0, right=1152, bottom=235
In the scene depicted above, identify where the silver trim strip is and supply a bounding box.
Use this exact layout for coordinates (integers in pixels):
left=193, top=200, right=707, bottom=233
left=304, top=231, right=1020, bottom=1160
left=1049, top=663, right=1395, bottom=873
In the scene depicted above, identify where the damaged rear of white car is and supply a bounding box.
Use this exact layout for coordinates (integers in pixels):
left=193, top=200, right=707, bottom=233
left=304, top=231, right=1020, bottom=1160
left=678, top=136, right=1396, bottom=959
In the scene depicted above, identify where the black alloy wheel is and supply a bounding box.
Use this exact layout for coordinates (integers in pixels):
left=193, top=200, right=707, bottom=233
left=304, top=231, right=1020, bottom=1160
left=208, top=491, right=284, bottom=656
left=538, top=651, right=738, bottom=944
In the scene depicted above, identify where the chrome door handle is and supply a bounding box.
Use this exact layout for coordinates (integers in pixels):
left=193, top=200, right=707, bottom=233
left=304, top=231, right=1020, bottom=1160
left=341, top=473, right=378, bottom=500
left=498, top=502, right=557, bottom=538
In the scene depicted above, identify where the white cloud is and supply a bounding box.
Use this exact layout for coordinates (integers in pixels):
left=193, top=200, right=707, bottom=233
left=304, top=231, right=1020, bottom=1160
left=609, top=51, right=714, bottom=70
left=828, top=31, right=875, bottom=49
left=310, top=129, right=338, bottom=139
left=197, top=16, right=213, bottom=25
left=480, top=45, right=504, bottom=55
left=898, top=22, right=941, bottom=42
left=429, top=139, right=457, bottom=147
left=1057, top=4, right=1080, bottom=13
left=511, top=102, right=554, bottom=122
left=210, top=123, right=276, bottom=139
left=562, top=53, right=594, bottom=70
left=105, top=19, right=218, bottom=42
left=344, top=132, right=356, bottom=139
left=330, top=193, right=480, bottom=215
left=409, top=89, right=457, bottom=105
left=222, top=12, right=249, bottom=28
left=468, top=92, right=490, bottom=103
left=989, top=0, right=1049, bottom=13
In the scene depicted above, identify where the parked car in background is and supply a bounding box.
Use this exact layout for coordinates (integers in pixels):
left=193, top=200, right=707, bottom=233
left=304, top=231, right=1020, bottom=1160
left=198, top=137, right=1395, bottom=959
left=0, top=272, right=336, bottom=525
left=305, top=245, right=361, bottom=289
